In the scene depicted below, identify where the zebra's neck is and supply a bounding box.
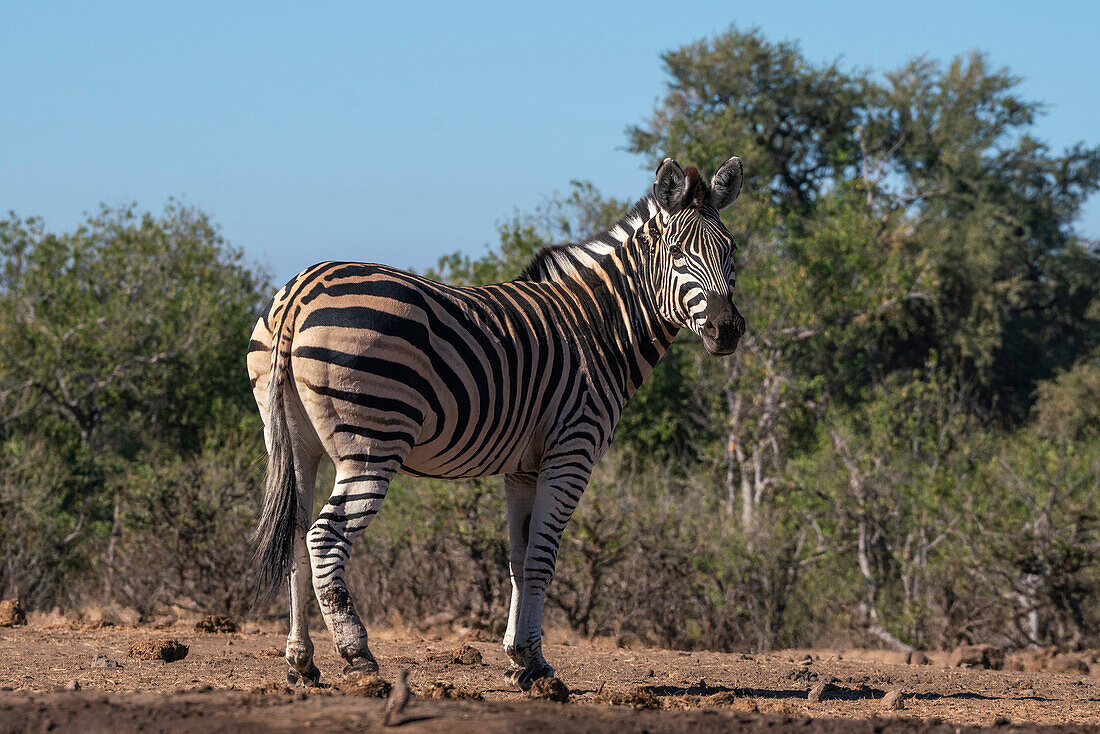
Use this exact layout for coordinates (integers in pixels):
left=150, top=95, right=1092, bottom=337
left=517, top=196, right=680, bottom=396
left=518, top=196, right=661, bottom=283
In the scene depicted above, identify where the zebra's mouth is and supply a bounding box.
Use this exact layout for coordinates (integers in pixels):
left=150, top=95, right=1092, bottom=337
left=702, top=334, right=739, bottom=356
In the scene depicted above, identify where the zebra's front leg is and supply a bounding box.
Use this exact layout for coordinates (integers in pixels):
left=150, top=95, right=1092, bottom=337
left=502, top=472, right=537, bottom=675
left=507, top=468, right=586, bottom=690
left=307, top=467, right=393, bottom=676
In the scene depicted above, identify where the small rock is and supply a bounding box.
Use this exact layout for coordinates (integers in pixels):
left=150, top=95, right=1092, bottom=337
left=259, top=646, right=283, bottom=657
left=882, top=689, right=905, bottom=710
left=645, top=668, right=655, bottom=678
left=92, top=655, right=121, bottom=669
left=908, top=650, right=929, bottom=665
left=787, top=667, right=818, bottom=683
left=128, top=639, right=189, bottom=662
left=194, top=614, right=238, bottom=633
left=62, top=680, right=80, bottom=691
left=799, top=654, right=814, bottom=666
left=0, top=599, right=26, bottom=627
left=1019, top=688, right=1037, bottom=697
left=527, top=676, right=570, bottom=703
left=807, top=682, right=827, bottom=703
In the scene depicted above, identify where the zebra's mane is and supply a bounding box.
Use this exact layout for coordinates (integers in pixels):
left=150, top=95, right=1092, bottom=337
left=517, top=196, right=661, bottom=283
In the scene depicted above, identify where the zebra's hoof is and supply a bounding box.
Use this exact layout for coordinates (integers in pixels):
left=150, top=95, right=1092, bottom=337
left=510, top=662, right=555, bottom=691
left=503, top=663, right=523, bottom=684
left=341, top=656, right=379, bottom=676
left=286, top=663, right=322, bottom=687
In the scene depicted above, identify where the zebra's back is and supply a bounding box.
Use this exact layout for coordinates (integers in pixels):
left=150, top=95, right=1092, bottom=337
left=248, top=260, right=596, bottom=480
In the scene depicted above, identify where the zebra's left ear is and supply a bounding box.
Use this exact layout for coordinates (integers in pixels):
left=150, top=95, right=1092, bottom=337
left=710, top=157, right=744, bottom=211
left=653, top=158, right=690, bottom=214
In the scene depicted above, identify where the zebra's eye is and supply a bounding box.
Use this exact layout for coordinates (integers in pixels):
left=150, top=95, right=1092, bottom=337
left=668, top=243, right=683, bottom=259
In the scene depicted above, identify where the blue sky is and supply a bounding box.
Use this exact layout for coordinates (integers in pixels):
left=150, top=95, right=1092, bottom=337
left=2, top=1, right=1098, bottom=285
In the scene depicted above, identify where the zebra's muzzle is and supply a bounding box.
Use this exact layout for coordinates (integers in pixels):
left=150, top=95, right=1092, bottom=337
left=700, top=298, right=744, bottom=356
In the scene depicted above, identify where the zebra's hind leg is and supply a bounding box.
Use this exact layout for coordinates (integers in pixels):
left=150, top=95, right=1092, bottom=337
left=307, top=463, right=395, bottom=675
left=285, top=522, right=320, bottom=686
left=275, top=429, right=321, bottom=686
left=502, top=472, right=537, bottom=676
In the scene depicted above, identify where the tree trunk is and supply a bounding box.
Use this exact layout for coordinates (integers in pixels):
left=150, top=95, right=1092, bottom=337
left=105, top=489, right=121, bottom=598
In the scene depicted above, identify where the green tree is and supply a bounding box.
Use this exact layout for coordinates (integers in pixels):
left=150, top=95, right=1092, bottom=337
left=623, top=25, right=1100, bottom=648
left=0, top=202, right=269, bottom=604
left=867, top=53, right=1100, bottom=416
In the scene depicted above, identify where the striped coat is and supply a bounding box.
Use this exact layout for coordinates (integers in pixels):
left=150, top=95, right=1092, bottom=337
left=248, top=156, right=745, bottom=688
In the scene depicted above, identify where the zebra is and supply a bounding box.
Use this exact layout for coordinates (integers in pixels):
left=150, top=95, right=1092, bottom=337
left=246, top=156, right=746, bottom=689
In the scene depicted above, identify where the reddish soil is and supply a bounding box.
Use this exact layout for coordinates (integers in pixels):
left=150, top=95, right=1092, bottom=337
left=1, top=617, right=1098, bottom=733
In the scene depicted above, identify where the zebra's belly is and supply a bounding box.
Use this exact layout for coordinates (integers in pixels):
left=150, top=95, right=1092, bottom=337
left=399, top=430, right=539, bottom=479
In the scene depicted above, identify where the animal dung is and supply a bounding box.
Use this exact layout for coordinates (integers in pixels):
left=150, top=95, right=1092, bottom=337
left=128, top=639, right=189, bottom=662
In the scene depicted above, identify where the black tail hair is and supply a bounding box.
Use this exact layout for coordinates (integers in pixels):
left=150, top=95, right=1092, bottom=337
left=250, top=318, right=302, bottom=607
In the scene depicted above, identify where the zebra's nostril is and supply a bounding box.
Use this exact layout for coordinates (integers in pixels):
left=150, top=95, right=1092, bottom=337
left=703, top=320, right=720, bottom=339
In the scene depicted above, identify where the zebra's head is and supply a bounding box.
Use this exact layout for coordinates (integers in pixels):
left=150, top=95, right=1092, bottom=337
left=649, top=156, right=746, bottom=356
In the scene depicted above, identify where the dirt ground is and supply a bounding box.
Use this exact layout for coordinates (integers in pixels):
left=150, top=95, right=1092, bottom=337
left=1, top=615, right=1098, bottom=733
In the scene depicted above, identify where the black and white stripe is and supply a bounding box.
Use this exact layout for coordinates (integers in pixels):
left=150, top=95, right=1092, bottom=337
left=247, top=156, right=745, bottom=688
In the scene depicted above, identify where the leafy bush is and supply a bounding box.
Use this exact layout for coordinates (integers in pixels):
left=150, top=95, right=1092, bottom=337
left=2, top=27, right=1099, bottom=654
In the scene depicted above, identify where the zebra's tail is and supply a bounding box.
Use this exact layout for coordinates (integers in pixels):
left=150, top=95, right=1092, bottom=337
left=250, top=308, right=302, bottom=607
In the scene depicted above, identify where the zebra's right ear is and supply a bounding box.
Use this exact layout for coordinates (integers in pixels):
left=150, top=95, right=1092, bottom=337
left=710, top=156, right=744, bottom=210
left=653, top=158, right=689, bottom=215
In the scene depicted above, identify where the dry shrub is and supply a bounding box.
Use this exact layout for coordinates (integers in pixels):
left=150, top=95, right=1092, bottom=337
left=0, top=438, right=89, bottom=609
left=341, top=461, right=800, bottom=652
left=111, top=433, right=262, bottom=620
left=344, top=476, right=509, bottom=632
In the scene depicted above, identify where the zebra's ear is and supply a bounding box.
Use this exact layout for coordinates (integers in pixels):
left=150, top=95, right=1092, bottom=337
left=710, top=156, right=744, bottom=211
left=653, top=158, right=689, bottom=214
